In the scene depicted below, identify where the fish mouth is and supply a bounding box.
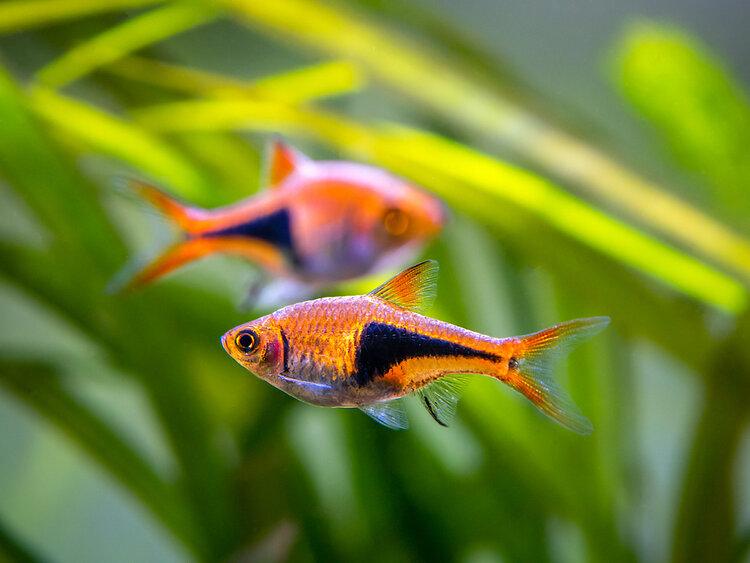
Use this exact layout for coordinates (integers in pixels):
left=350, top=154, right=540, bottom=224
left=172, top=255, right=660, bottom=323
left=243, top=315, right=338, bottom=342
left=220, top=332, right=230, bottom=354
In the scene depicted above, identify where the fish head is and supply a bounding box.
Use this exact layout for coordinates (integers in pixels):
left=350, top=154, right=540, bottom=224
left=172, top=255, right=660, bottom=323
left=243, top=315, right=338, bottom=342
left=221, top=315, right=285, bottom=380
left=376, top=181, right=446, bottom=248
left=285, top=161, right=448, bottom=280
left=315, top=162, right=446, bottom=248
left=340, top=181, right=446, bottom=278
left=336, top=166, right=446, bottom=265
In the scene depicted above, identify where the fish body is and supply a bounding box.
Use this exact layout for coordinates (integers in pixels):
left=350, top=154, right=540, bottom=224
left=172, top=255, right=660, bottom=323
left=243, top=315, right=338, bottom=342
left=113, top=141, right=445, bottom=298
left=228, top=295, right=511, bottom=407
left=222, top=261, right=609, bottom=432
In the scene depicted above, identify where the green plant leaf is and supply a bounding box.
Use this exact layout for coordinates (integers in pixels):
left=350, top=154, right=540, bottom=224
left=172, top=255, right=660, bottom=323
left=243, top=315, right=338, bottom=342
left=225, top=0, right=750, bottom=284
left=0, top=0, right=163, bottom=33
left=0, top=69, right=122, bottom=267
left=615, top=22, right=750, bottom=218
left=0, top=67, right=241, bottom=560
left=36, top=2, right=220, bottom=88
left=379, top=127, right=747, bottom=313
left=0, top=358, right=199, bottom=556
left=0, top=514, right=41, bottom=563
left=670, top=314, right=750, bottom=563
left=28, top=87, right=211, bottom=202
left=109, top=56, right=365, bottom=102
left=733, top=528, right=750, bottom=563
left=102, top=57, right=363, bottom=199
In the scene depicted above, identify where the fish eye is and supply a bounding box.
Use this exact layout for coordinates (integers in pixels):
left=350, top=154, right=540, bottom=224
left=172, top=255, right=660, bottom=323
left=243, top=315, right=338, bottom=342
left=383, top=207, right=410, bottom=237
left=235, top=330, right=259, bottom=353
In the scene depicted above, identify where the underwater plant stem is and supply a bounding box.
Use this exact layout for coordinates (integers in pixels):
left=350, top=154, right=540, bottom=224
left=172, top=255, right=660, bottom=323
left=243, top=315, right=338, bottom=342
left=0, top=513, right=42, bottom=563
left=670, top=321, right=750, bottom=563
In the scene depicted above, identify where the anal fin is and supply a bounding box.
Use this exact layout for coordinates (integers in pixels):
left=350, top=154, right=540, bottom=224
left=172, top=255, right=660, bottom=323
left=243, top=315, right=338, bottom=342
left=417, top=375, right=467, bottom=427
left=359, top=400, right=408, bottom=430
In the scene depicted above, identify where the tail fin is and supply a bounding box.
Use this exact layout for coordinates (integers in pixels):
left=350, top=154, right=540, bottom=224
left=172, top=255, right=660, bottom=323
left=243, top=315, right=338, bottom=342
left=509, top=316, right=610, bottom=434
left=124, top=178, right=202, bottom=232
left=108, top=179, right=209, bottom=292
left=108, top=239, right=227, bottom=293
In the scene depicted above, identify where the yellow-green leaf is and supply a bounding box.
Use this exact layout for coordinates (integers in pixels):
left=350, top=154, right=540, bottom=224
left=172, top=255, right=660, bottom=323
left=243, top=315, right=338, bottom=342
left=615, top=22, right=750, bottom=216
left=108, top=56, right=364, bottom=102
left=226, top=0, right=750, bottom=286
left=0, top=0, right=163, bottom=33
left=29, top=87, right=210, bottom=200
left=36, top=2, right=220, bottom=88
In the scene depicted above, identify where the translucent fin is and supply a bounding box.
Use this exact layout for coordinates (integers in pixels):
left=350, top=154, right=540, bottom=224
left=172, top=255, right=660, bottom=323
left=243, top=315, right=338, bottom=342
left=267, top=139, right=311, bottom=187
left=368, top=260, right=438, bottom=313
left=278, top=374, right=334, bottom=392
left=244, top=278, right=316, bottom=310
left=359, top=400, right=409, bottom=430
left=511, top=316, right=610, bottom=435
left=238, top=271, right=270, bottom=311
left=417, top=375, right=467, bottom=427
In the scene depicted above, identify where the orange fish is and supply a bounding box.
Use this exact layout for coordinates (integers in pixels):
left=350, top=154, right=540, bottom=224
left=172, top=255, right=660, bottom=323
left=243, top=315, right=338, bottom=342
left=221, top=260, right=609, bottom=432
left=112, top=140, right=445, bottom=303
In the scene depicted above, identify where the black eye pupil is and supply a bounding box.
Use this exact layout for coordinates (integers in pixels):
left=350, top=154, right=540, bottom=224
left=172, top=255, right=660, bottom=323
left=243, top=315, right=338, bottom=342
left=237, top=332, right=255, bottom=351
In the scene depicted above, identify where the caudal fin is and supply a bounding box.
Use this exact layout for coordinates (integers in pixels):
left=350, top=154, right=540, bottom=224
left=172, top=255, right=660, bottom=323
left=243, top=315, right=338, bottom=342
left=109, top=179, right=209, bottom=292
left=125, top=178, right=202, bottom=232
left=109, top=239, right=229, bottom=293
left=509, top=316, right=610, bottom=434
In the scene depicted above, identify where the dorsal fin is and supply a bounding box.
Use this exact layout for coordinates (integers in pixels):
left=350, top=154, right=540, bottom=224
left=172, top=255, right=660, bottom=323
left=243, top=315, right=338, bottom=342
left=368, top=260, right=438, bottom=313
left=268, top=139, right=311, bottom=187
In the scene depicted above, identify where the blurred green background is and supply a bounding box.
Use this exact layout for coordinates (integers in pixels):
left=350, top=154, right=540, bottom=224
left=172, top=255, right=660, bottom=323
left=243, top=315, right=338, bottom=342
left=1, top=1, right=749, bottom=562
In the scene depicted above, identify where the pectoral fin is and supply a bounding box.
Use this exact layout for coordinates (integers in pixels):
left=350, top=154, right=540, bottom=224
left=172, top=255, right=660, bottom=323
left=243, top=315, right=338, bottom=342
left=278, top=374, right=334, bottom=392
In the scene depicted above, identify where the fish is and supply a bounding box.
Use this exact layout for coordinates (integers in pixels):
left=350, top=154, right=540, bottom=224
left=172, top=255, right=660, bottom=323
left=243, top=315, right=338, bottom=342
left=221, top=260, right=610, bottom=433
left=111, top=140, right=445, bottom=304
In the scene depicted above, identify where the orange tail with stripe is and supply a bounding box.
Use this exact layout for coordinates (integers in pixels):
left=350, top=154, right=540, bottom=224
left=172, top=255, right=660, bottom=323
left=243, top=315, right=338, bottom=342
left=109, top=180, right=211, bottom=292
left=109, top=180, right=291, bottom=293
left=504, top=317, right=610, bottom=434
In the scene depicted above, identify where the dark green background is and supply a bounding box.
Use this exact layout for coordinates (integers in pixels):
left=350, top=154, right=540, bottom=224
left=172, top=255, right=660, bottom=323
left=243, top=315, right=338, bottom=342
left=0, top=1, right=749, bottom=562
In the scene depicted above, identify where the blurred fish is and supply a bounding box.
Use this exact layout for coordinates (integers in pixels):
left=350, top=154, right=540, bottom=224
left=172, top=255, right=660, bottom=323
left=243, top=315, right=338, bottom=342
left=222, top=260, right=609, bottom=432
left=111, top=140, right=445, bottom=304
